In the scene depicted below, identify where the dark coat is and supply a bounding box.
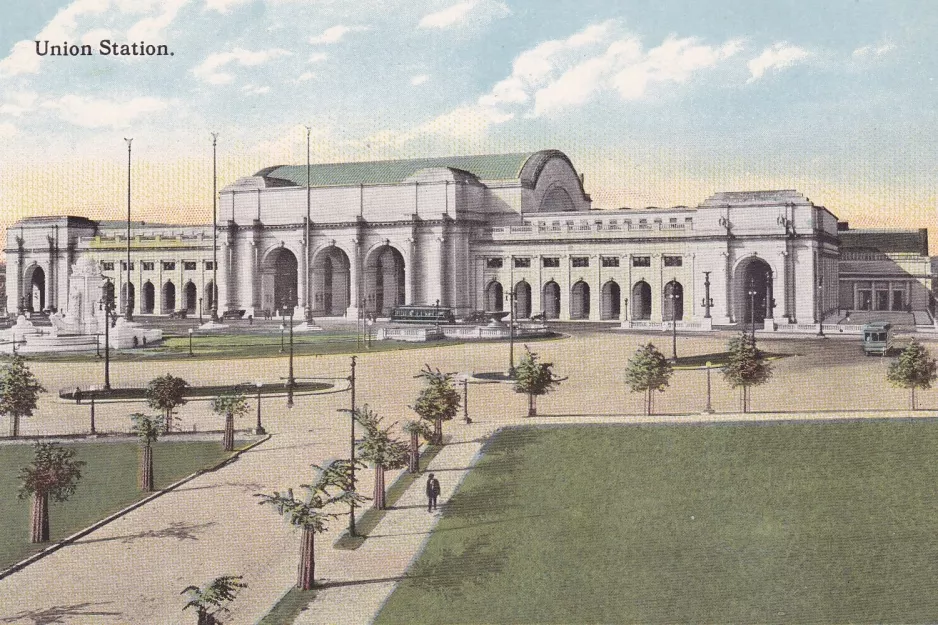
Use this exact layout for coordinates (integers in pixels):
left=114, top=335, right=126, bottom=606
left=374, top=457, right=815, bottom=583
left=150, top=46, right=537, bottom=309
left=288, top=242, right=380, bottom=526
left=426, top=478, right=440, bottom=497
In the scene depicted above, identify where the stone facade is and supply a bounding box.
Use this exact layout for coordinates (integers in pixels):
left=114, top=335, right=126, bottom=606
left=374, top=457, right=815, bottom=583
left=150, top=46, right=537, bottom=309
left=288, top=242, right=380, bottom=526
left=4, top=150, right=932, bottom=326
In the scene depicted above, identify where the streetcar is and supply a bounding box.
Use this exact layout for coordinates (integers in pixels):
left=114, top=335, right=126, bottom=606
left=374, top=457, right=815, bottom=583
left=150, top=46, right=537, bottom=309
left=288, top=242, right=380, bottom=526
left=390, top=305, right=456, bottom=325
left=861, top=321, right=893, bottom=356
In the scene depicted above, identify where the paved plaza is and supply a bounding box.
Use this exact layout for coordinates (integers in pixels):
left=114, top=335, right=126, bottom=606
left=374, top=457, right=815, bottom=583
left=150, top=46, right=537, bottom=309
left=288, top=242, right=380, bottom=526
left=0, top=329, right=936, bottom=623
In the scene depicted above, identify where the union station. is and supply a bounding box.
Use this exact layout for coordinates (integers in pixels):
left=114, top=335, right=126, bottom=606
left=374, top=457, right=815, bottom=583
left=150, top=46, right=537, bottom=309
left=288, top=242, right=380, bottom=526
left=5, top=149, right=933, bottom=328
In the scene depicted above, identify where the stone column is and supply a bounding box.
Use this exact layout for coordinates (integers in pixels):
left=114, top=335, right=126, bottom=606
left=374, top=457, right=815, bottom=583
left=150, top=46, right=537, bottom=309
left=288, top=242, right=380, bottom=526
left=46, top=235, right=56, bottom=311
left=406, top=236, right=418, bottom=305
left=348, top=238, right=361, bottom=318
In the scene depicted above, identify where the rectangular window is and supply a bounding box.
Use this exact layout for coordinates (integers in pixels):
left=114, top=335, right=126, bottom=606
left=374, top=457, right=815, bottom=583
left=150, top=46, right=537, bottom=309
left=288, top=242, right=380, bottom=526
left=572, top=256, right=589, bottom=268
left=663, top=256, right=683, bottom=267
left=632, top=256, right=651, bottom=267
left=142, top=261, right=154, bottom=271
left=120, top=261, right=134, bottom=270
left=513, top=257, right=531, bottom=268
left=162, top=261, right=176, bottom=270
left=542, top=257, right=560, bottom=268
left=204, top=261, right=215, bottom=270
left=183, top=261, right=197, bottom=271
left=601, top=256, right=620, bottom=268
left=485, top=258, right=503, bottom=269
left=101, top=261, right=114, bottom=271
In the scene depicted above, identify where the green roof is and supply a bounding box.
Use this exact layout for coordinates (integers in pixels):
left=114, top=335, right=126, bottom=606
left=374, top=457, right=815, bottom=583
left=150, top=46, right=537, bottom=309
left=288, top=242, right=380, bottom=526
left=258, top=152, right=538, bottom=187
left=839, top=229, right=928, bottom=256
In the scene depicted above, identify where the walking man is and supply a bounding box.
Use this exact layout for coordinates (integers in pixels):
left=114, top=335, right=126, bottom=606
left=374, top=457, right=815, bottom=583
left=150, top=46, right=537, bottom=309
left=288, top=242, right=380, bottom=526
left=426, top=473, right=441, bottom=512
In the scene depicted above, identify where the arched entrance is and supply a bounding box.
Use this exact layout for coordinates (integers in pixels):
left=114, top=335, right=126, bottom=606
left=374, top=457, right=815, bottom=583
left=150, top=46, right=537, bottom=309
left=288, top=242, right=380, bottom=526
left=514, top=281, right=531, bottom=318
left=365, top=246, right=405, bottom=316
left=261, top=247, right=299, bottom=313
left=601, top=280, right=621, bottom=320
left=542, top=281, right=560, bottom=319
left=120, top=282, right=135, bottom=315
left=571, top=281, right=590, bottom=320
left=734, top=257, right=772, bottom=326
left=632, top=281, right=651, bottom=320
left=162, top=281, right=176, bottom=313
left=663, top=281, right=684, bottom=321
left=184, top=282, right=197, bottom=313
left=485, top=281, right=503, bottom=312
left=142, top=282, right=155, bottom=314
left=313, top=246, right=351, bottom=316
left=204, top=281, right=216, bottom=312
left=24, top=265, right=45, bottom=312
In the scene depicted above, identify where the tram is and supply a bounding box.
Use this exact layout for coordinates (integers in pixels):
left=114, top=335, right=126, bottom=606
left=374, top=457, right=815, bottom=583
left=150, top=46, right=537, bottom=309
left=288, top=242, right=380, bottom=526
left=390, top=305, right=456, bottom=325
left=861, top=321, right=893, bottom=356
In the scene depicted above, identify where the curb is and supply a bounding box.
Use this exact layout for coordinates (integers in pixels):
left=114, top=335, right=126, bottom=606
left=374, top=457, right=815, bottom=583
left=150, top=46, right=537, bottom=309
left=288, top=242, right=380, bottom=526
left=0, top=433, right=271, bottom=581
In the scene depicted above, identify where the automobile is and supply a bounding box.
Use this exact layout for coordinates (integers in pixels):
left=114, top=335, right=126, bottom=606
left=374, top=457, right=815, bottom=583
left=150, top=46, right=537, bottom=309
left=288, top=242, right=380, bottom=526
left=861, top=321, right=893, bottom=356
left=168, top=309, right=188, bottom=319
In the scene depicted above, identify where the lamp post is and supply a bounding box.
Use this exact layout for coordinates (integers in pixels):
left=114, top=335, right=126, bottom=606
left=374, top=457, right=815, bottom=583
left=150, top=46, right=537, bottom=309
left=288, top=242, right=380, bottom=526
left=283, top=297, right=295, bottom=408
left=366, top=317, right=373, bottom=349
left=506, top=288, right=516, bottom=375
left=702, top=271, right=713, bottom=319
left=100, top=278, right=115, bottom=390
left=187, top=327, right=194, bottom=357
left=210, top=132, right=219, bottom=322
left=254, top=381, right=266, bottom=435
left=462, top=374, right=470, bottom=423
left=623, top=297, right=629, bottom=323
left=123, top=137, right=134, bottom=321
left=199, top=297, right=203, bottom=324
left=817, top=276, right=825, bottom=337
left=279, top=322, right=285, bottom=353
left=748, top=279, right=757, bottom=341
left=349, top=355, right=357, bottom=537
left=667, top=279, right=678, bottom=362
left=89, top=385, right=97, bottom=434
left=703, top=361, right=714, bottom=414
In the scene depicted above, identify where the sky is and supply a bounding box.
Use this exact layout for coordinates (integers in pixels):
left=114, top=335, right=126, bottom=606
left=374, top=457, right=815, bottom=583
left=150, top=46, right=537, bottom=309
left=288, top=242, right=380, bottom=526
left=0, top=0, right=936, bottom=251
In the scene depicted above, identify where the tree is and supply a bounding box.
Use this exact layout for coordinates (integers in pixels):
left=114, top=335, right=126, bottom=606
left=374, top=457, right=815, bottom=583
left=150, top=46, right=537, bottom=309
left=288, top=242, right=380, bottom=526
left=513, top=346, right=562, bottom=417
left=145, top=374, right=189, bottom=432
left=887, top=339, right=937, bottom=410
left=355, top=405, right=410, bottom=509
left=130, top=413, right=164, bottom=492
left=721, top=332, right=773, bottom=413
left=181, top=575, right=247, bottom=625
left=402, top=419, right=433, bottom=474
left=0, top=355, right=45, bottom=438
left=624, top=343, right=674, bottom=415
left=211, top=392, right=249, bottom=452
left=256, top=459, right=367, bottom=590
left=412, top=365, right=460, bottom=444
left=18, top=442, right=85, bottom=543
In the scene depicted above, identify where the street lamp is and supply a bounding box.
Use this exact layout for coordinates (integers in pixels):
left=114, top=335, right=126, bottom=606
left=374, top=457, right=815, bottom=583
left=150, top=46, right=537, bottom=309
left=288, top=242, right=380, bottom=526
left=817, top=276, right=825, bottom=337
left=282, top=296, right=295, bottom=408
left=747, top=279, right=757, bottom=341
left=701, top=271, right=713, bottom=319
left=279, top=322, right=285, bottom=353
left=199, top=297, right=203, bottom=324
left=667, top=279, right=678, bottom=362
left=88, top=385, right=98, bottom=434
left=99, top=278, right=115, bottom=390
left=366, top=317, right=374, bottom=349
left=124, top=137, right=134, bottom=321
left=461, top=373, right=471, bottom=423
left=187, top=327, right=194, bottom=357
left=254, top=381, right=266, bottom=435
left=703, top=362, right=714, bottom=414
left=505, top=289, right=516, bottom=375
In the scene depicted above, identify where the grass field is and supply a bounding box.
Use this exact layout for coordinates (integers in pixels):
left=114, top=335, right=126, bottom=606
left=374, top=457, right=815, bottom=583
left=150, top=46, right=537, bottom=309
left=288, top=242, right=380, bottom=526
left=0, top=439, right=240, bottom=571
left=376, top=422, right=938, bottom=624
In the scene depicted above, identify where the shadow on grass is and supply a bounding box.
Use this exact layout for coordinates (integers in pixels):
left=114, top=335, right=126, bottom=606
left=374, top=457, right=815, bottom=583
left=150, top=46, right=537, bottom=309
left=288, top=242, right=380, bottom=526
left=257, top=576, right=412, bottom=625
left=0, top=601, right=122, bottom=624
left=334, top=443, right=446, bottom=551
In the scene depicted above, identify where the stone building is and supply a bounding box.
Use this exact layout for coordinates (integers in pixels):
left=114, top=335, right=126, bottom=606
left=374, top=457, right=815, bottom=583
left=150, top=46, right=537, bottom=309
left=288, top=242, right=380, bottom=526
left=4, top=149, right=933, bottom=327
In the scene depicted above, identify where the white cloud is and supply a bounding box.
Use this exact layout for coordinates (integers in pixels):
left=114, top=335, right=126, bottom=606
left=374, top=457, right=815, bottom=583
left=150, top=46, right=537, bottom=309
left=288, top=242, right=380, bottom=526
left=205, top=0, right=252, bottom=13
left=853, top=42, right=896, bottom=58
left=418, top=104, right=514, bottom=138
left=241, top=84, right=270, bottom=95
left=126, top=0, right=188, bottom=43
left=0, top=122, right=17, bottom=137
left=308, top=52, right=328, bottom=64
left=293, top=72, right=315, bottom=83
left=747, top=42, right=811, bottom=82
left=410, top=74, right=429, bottom=86
left=40, top=94, right=169, bottom=128
left=418, top=0, right=510, bottom=30
left=0, top=91, right=39, bottom=117
left=192, top=47, right=291, bottom=84
left=308, top=25, right=368, bottom=45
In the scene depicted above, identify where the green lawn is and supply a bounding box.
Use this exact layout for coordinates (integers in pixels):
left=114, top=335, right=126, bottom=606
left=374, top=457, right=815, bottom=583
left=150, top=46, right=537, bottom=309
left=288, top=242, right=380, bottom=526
left=376, top=422, right=938, bottom=624
left=0, top=439, right=239, bottom=571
